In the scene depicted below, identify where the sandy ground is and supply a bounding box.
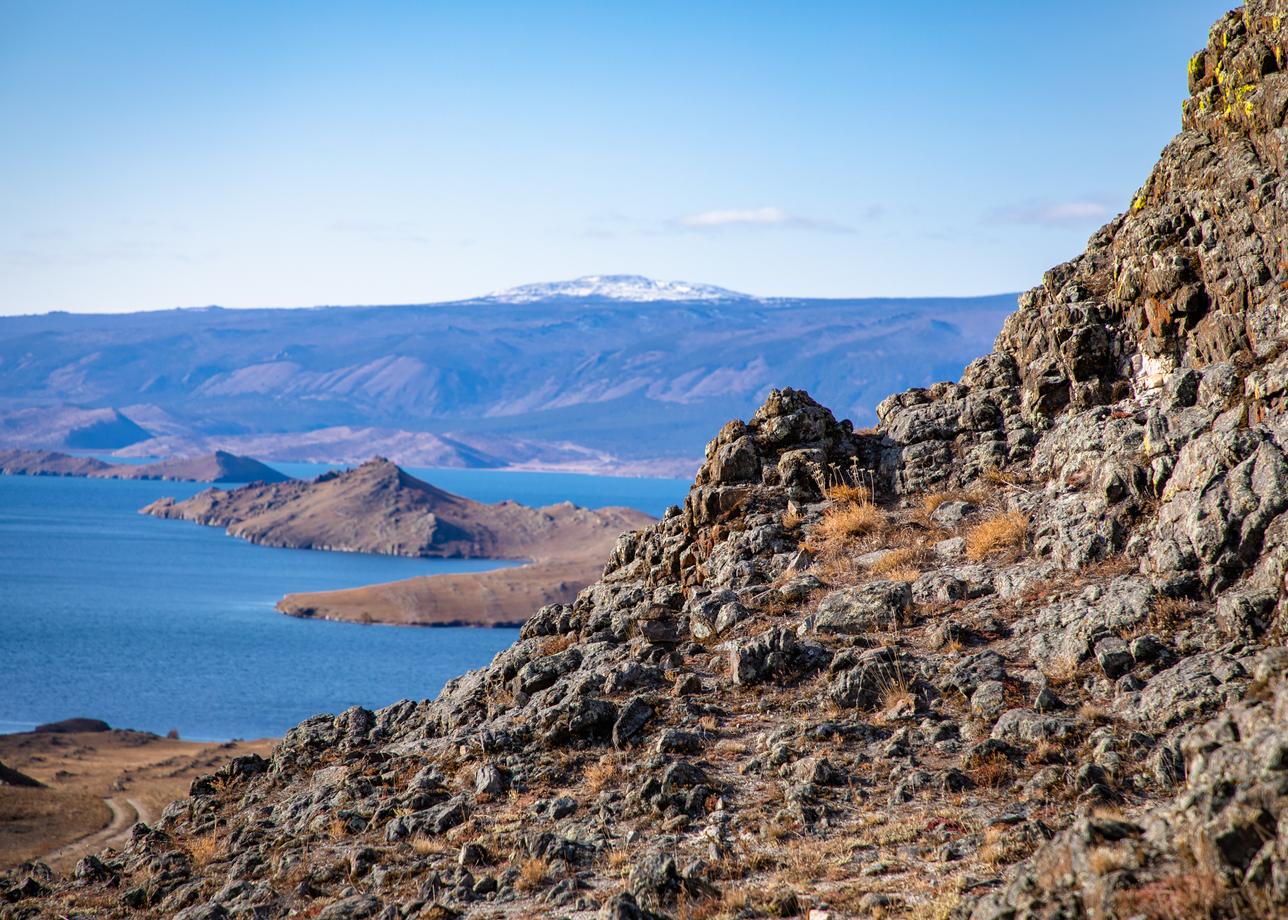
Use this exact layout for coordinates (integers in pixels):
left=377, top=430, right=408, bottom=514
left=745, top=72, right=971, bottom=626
left=277, top=556, right=602, bottom=626
left=0, top=729, right=274, bottom=872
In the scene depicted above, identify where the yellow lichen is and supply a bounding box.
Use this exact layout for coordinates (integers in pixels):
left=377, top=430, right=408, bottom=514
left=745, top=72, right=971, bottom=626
left=1188, top=51, right=1205, bottom=80
left=1132, top=194, right=1147, bottom=212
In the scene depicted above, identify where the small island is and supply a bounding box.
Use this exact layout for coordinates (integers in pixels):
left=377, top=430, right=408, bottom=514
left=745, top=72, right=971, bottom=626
left=0, top=449, right=289, bottom=484
left=142, top=458, right=654, bottom=626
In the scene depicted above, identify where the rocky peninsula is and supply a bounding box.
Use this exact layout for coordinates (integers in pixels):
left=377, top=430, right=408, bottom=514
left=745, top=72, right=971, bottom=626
left=143, top=458, right=655, bottom=626
left=10, top=3, right=1288, bottom=918
left=0, top=449, right=288, bottom=484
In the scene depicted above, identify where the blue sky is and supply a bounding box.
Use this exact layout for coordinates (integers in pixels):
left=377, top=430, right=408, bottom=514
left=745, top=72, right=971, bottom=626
left=0, top=0, right=1234, bottom=314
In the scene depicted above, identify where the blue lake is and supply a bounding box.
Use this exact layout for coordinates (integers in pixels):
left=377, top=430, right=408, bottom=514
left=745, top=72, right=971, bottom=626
left=0, top=469, right=688, bottom=740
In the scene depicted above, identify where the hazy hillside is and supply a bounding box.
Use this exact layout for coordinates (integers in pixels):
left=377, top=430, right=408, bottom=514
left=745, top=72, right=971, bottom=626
left=0, top=277, right=1014, bottom=471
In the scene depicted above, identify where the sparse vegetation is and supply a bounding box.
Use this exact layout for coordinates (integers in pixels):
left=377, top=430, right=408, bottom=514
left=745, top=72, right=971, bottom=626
left=538, top=633, right=576, bottom=656
left=186, top=832, right=223, bottom=868
left=517, top=856, right=550, bottom=892
left=965, top=511, right=1028, bottom=561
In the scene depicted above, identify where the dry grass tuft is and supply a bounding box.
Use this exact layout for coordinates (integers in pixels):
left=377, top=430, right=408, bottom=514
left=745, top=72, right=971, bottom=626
left=539, top=633, right=576, bottom=656
left=965, top=511, right=1029, bottom=561
left=826, top=483, right=872, bottom=504
left=781, top=506, right=803, bottom=531
left=186, top=832, right=223, bottom=868
left=968, top=753, right=1014, bottom=789
left=1114, top=867, right=1225, bottom=920
left=517, top=856, right=550, bottom=892
left=327, top=817, right=349, bottom=840
left=411, top=835, right=451, bottom=856
left=869, top=545, right=928, bottom=580
left=1148, top=596, right=1205, bottom=633
left=815, top=499, right=884, bottom=541
left=583, top=757, right=622, bottom=795
left=982, top=468, right=1024, bottom=486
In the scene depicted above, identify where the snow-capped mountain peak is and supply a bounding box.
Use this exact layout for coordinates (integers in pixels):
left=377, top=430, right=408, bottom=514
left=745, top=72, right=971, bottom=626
left=481, top=274, right=754, bottom=304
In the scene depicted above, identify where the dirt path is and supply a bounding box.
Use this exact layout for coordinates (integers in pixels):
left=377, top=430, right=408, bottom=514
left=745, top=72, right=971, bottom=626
left=40, top=797, right=137, bottom=866
left=0, top=730, right=275, bottom=870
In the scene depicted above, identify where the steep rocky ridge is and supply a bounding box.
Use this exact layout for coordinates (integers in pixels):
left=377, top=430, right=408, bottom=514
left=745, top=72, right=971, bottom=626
left=9, top=3, right=1288, bottom=918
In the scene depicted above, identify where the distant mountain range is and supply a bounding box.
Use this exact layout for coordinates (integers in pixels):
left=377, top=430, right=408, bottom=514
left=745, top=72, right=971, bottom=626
left=0, top=277, right=1016, bottom=474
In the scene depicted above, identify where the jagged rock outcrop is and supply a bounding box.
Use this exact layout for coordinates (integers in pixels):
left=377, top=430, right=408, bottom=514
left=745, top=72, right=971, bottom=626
left=8, top=3, right=1288, bottom=918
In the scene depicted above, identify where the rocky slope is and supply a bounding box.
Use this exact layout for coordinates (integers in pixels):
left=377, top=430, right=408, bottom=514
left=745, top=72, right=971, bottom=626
left=0, top=449, right=288, bottom=484
left=8, top=3, right=1288, bottom=918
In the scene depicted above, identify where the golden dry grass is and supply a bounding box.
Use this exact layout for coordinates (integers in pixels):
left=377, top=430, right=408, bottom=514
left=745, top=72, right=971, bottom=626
left=583, top=757, right=622, bottom=795
left=826, top=483, right=872, bottom=504
left=538, top=633, right=576, bottom=656
left=1114, top=868, right=1225, bottom=920
left=516, top=856, right=550, bottom=892
left=816, top=499, right=884, bottom=541
left=968, top=753, right=1014, bottom=789
left=1148, top=596, right=1204, bottom=633
left=781, top=507, right=803, bottom=530
left=186, top=832, right=222, bottom=868
left=965, top=511, right=1029, bottom=561
left=867, top=544, right=930, bottom=585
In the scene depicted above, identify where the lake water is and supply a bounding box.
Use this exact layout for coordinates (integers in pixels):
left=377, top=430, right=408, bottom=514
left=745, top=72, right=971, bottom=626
left=0, top=469, right=688, bottom=740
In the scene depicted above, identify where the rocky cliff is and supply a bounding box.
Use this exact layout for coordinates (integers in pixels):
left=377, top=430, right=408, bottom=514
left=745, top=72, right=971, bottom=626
left=8, top=3, right=1288, bottom=918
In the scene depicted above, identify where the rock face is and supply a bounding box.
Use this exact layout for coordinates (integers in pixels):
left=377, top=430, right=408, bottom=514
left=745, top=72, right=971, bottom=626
left=10, top=4, right=1288, bottom=918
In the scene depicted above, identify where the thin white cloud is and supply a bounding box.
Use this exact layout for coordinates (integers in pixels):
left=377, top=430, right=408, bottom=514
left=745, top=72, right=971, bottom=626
left=672, top=206, right=855, bottom=233
left=992, top=199, right=1116, bottom=227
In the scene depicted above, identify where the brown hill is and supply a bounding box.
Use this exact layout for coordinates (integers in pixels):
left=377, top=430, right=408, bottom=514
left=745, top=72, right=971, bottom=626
left=142, top=458, right=655, bottom=625
left=100, top=450, right=289, bottom=484
left=142, top=457, right=650, bottom=559
left=0, top=450, right=112, bottom=477
left=0, top=448, right=287, bottom=484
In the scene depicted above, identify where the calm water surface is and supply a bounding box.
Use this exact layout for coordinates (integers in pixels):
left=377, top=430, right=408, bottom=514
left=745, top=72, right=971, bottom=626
left=0, top=469, right=687, bottom=740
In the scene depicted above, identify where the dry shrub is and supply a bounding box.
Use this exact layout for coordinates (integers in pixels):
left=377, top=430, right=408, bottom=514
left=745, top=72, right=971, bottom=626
left=816, top=499, right=884, bottom=540
left=920, top=488, right=983, bottom=518
left=826, top=483, right=871, bottom=504
left=965, top=511, right=1029, bottom=561
left=516, top=856, right=550, bottom=892
left=781, top=506, right=803, bottom=531
left=880, top=566, right=921, bottom=583
left=583, top=757, right=621, bottom=795
left=1148, top=596, right=1204, bottom=633
left=968, top=753, right=1014, bottom=789
left=539, top=633, right=576, bottom=656
left=1114, top=868, right=1224, bottom=920
left=411, top=835, right=450, bottom=856
left=982, top=468, right=1024, bottom=486
left=186, top=832, right=222, bottom=868
left=869, top=545, right=930, bottom=583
